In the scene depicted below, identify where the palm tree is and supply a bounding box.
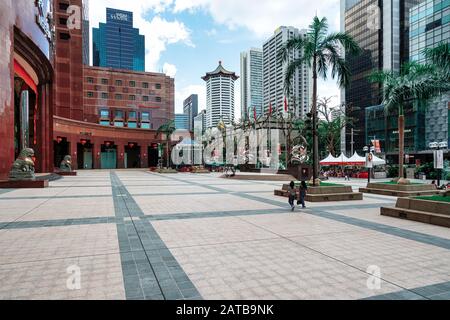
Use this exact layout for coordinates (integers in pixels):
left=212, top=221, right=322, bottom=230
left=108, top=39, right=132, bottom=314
left=279, top=16, right=360, bottom=185
left=369, top=62, right=450, bottom=182
left=156, top=120, right=176, bottom=168
left=424, top=43, right=450, bottom=75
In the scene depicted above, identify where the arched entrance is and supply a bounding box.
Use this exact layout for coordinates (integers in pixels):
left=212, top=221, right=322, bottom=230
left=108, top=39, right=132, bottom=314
left=77, top=139, right=93, bottom=169
left=148, top=143, right=160, bottom=167
left=101, top=141, right=117, bottom=169
left=54, top=136, right=69, bottom=168
left=125, top=142, right=141, bottom=168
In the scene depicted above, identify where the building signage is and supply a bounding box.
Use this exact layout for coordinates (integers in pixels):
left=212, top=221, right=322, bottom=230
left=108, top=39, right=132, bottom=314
left=110, top=12, right=129, bottom=21
left=434, top=150, right=444, bottom=169
left=366, top=153, right=373, bottom=168
left=35, top=0, right=53, bottom=41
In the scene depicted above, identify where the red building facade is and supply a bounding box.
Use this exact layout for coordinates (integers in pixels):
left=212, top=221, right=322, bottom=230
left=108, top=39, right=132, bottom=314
left=52, top=0, right=175, bottom=170
left=0, top=0, right=54, bottom=180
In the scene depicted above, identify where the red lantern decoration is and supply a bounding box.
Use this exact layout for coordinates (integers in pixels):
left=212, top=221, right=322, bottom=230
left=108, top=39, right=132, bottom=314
left=56, top=137, right=63, bottom=143
left=80, top=139, right=87, bottom=146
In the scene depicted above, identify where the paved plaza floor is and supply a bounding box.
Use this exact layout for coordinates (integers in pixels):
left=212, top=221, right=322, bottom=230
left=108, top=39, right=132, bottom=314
left=0, top=170, right=450, bottom=300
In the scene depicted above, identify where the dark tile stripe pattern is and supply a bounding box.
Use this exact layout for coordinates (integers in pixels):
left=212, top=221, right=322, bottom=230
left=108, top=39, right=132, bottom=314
left=363, top=281, right=450, bottom=300
left=149, top=172, right=450, bottom=252
left=110, top=172, right=202, bottom=300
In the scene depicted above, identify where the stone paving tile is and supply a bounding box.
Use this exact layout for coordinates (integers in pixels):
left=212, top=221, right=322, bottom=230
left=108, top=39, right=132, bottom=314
left=125, top=185, right=216, bottom=195
left=290, top=229, right=450, bottom=290
left=151, top=216, right=279, bottom=248
left=0, top=253, right=125, bottom=300
left=238, top=212, right=358, bottom=238
left=168, top=238, right=403, bottom=300
left=0, top=224, right=120, bottom=264
left=19, top=197, right=115, bottom=221
left=134, top=193, right=280, bottom=216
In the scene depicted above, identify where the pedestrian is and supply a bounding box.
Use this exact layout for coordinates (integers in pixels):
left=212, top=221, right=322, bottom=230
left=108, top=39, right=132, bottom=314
left=287, top=181, right=296, bottom=211
left=297, top=180, right=307, bottom=209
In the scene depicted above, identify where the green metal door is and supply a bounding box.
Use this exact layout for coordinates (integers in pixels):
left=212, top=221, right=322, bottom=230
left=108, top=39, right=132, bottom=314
left=101, top=149, right=117, bottom=169
left=83, top=151, right=93, bottom=169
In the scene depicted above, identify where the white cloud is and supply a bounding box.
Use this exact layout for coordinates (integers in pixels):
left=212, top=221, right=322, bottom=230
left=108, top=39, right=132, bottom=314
left=88, top=0, right=193, bottom=71
left=162, top=63, right=178, bottom=78
left=173, top=0, right=340, bottom=37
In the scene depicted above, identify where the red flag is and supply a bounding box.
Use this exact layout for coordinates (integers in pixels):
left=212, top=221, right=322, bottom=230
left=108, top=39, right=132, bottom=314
left=284, top=97, right=288, bottom=112
left=268, top=101, right=272, bottom=115
left=253, top=107, right=257, bottom=122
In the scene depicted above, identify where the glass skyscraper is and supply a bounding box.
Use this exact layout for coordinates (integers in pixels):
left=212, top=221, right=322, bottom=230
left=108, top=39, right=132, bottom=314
left=93, top=8, right=145, bottom=72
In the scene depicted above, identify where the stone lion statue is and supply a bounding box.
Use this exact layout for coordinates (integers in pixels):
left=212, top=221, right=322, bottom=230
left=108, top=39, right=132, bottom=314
left=60, top=155, right=73, bottom=172
left=9, top=148, right=36, bottom=181
left=291, top=145, right=309, bottom=164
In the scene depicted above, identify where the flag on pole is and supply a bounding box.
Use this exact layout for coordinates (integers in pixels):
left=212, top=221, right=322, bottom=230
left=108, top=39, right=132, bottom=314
left=253, top=107, right=257, bottom=122
left=268, top=101, right=272, bottom=116
left=284, top=97, right=288, bottom=112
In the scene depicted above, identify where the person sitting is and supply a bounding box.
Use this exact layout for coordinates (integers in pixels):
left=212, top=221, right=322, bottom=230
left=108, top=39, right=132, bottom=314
left=431, top=180, right=437, bottom=189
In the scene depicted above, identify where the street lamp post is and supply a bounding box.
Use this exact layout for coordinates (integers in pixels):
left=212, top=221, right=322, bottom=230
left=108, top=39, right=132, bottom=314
left=363, top=145, right=375, bottom=184
left=429, top=141, right=448, bottom=187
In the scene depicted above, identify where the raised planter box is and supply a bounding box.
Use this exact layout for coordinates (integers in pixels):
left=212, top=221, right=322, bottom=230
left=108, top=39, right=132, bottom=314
left=0, top=180, right=49, bottom=189
left=359, top=182, right=441, bottom=197
left=55, top=171, right=77, bottom=176
left=275, top=184, right=363, bottom=202
left=381, top=197, right=450, bottom=227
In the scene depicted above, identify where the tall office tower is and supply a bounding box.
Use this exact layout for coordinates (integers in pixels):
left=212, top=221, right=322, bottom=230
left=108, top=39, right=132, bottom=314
left=342, top=0, right=422, bottom=153
left=409, top=0, right=450, bottom=149
left=202, top=61, right=239, bottom=128
left=194, top=110, right=207, bottom=137
left=262, top=26, right=312, bottom=118
left=82, top=0, right=89, bottom=65
left=183, top=94, right=199, bottom=131
left=92, top=8, right=145, bottom=71
left=240, top=48, right=263, bottom=120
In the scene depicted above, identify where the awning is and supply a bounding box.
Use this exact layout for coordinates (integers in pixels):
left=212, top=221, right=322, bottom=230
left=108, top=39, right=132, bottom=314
left=320, top=153, right=350, bottom=166
left=347, top=152, right=366, bottom=166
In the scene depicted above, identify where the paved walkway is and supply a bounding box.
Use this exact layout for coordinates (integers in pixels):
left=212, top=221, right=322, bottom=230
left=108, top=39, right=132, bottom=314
left=0, top=170, right=449, bottom=300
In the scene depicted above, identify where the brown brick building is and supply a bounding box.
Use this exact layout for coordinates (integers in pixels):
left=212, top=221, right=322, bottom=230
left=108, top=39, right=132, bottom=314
left=52, top=0, right=174, bottom=170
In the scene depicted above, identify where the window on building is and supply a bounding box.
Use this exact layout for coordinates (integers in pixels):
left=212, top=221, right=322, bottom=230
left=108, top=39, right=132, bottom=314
left=101, top=78, right=108, bottom=85
left=128, top=111, right=137, bottom=119
left=59, top=32, right=70, bottom=40
left=115, top=80, right=122, bottom=86
left=127, top=122, right=137, bottom=129
left=87, top=92, right=94, bottom=98
left=115, top=110, right=124, bottom=119
left=59, top=3, right=69, bottom=11
left=100, top=109, right=109, bottom=118
left=87, top=77, right=94, bottom=83
left=141, top=112, right=150, bottom=121
left=142, top=82, right=149, bottom=88
left=155, top=83, right=161, bottom=89
left=129, top=95, right=136, bottom=101
left=101, top=92, right=108, bottom=99
left=59, top=18, right=68, bottom=26
left=143, top=96, right=149, bottom=102
left=114, top=121, right=124, bottom=127
left=155, top=97, right=162, bottom=102
left=115, top=94, right=122, bottom=100
left=141, top=123, right=150, bottom=129
left=100, top=120, right=110, bottom=126
left=129, top=81, right=136, bottom=87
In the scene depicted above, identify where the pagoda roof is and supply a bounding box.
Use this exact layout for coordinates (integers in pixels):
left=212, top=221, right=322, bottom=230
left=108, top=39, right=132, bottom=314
left=202, top=61, right=239, bottom=81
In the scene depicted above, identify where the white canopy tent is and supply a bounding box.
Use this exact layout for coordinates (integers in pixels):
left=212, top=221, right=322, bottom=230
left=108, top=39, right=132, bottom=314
left=319, top=153, right=340, bottom=165
left=347, top=152, right=366, bottom=166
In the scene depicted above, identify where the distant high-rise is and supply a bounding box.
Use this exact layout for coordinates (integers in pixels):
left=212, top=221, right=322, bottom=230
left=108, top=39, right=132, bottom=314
left=263, top=26, right=312, bottom=118
left=342, top=0, right=422, bottom=153
left=82, top=0, right=89, bottom=65
left=92, top=8, right=145, bottom=71
left=183, top=94, right=199, bottom=131
left=202, top=61, right=239, bottom=128
left=240, top=48, right=263, bottom=120
left=175, top=114, right=189, bottom=130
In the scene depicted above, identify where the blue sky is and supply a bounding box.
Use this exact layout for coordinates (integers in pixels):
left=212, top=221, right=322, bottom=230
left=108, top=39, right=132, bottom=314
left=89, top=0, right=341, bottom=117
